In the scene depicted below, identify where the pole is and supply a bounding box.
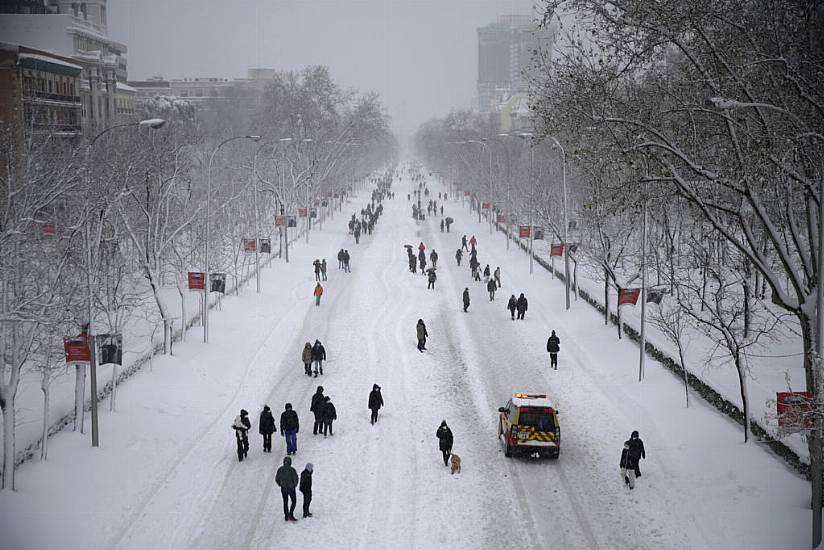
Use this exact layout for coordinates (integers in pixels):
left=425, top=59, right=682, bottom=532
left=205, top=150, right=214, bottom=343
left=813, top=153, right=824, bottom=547
left=529, top=144, right=534, bottom=275
left=488, top=144, right=493, bottom=235
left=639, top=177, right=647, bottom=382
left=85, top=219, right=99, bottom=447
left=560, top=143, right=570, bottom=310
left=253, top=174, right=260, bottom=294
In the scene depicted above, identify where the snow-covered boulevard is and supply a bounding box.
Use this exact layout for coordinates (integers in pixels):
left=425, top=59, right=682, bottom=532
left=0, top=165, right=810, bottom=550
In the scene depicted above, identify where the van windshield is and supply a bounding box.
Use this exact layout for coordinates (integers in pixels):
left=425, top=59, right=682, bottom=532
left=519, top=409, right=555, bottom=432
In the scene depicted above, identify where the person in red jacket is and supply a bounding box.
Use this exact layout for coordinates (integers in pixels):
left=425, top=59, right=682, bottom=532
left=313, top=283, right=323, bottom=306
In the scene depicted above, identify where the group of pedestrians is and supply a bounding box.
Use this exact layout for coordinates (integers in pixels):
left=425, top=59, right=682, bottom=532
left=336, top=249, right=351, bottom=272
left=312, top=258, right=327, bottom=281
left=619, top=431, right=646, bottom=489
left=302, top=340, right=327, bottom=377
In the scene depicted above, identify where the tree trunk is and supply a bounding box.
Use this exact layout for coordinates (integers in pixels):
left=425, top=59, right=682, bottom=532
left=74, top=364, right=85, bottom=432
left=603, top=268, right=610, bottom=326
left=41, top=372, right=50, bottom=460
left=178, top=286, right=186, bottom=343
left=733, top=350, right=749, bottom=443
left=146, top=268, right=171, bottom=354
left=1, top=392, right=15, bottom=490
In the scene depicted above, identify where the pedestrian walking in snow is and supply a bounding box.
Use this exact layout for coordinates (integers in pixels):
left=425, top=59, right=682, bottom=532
left=419, top=253, right=426, bottom=273
left=494, top=266, right=501, bottom=288
left=627, top=431, right=646, bottom=477
left=321, top=396, right=337, bottom=437
left=469, top=235, right=477, bottom=248
left=416, top=319, right=428, bottom=352
left=343, top=250, right=351, bottom=272
left=409, top=255, right=417, bottom=273
left=232, top=409, right=251, bottom=462
left=310, top=386, right=325, bottom=435
left=313, top=259, right=321, bottom=281
left=436, top=420, right=454, bottom=466
left=487, top=277, right=497, bottom=301
left=546, top=330, right=561, bottom=369
left=483, top=264, right=491, bottom=284
left=516, top=293, right=528, bottom=320
left=368, top=384, right=384, bottom=424
left=276, top=456, right=299, bottom=521
left=418, top=241, right=426, bottom=253
left=354, top=226, right=361, bottom=244
left=427, top=268, right=437, bottom=289
left=620, top=442, right=638, bottom=490
left=455, top=249, right=462, bottom=266
left=462, top=288, right=470, bottom=312
left=430, top=249, right=438, bottom=268
left=440, top=205, right=444, bottom=216
left=311, top=339, right=326, bottom=376
left=337, top=249, right=344, bottom=269
left=313, top=283, right=324, bottom=306
left=300, top=463, right=314, bottom=518
left=320, top=259, right=327, bottom=281
left=302, top=342, right=313, bottom=377
left=259, top=405, right=276, bottom=453
left=280, top=403, right=299, bottom=455
left=461, top=235, right=468, bottom=251
left=440, top=219, right=444, bottom=232
left=507, top=294, right=517, bottom=320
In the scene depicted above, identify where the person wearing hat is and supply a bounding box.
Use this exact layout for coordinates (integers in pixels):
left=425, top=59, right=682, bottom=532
left=416, top=319, right=428, bottom=352
left=313, top=283, right=324, bottom=306
left=280, top=403, right=300, bottom=455
left=321, top=396, right=337, bottom=437
left=310, top=386, right=325, bottom=435
left=435, top=420, right=453, bottom=466
left=546, top=330, right=561, bottom=370
left=299, top=463, right=314, bottom=518
left=368, top=384, right=384, bottom=425
left=627, top=430, right=646, bottom=477
left=311, top=339, right=327, bottom=377
left=275, top=456, right=299, bottom=521
left=232, top=409, right=251, bottom=462
left=258, top=405, right=276, bottom=453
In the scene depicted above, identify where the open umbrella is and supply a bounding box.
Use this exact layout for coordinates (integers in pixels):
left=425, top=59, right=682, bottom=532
left=426, top=267, right=437, bottom=274
left=403, top=244, right=414, bottom=249
left=445, top=217, right=454, bottom=224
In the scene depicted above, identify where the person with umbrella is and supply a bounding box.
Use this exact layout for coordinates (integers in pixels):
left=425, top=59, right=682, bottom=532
left=427, top=267, right=437, bottom=289
left=445, top=217, right=453, bottom=232
left=440, top=218, right=444, bottom=232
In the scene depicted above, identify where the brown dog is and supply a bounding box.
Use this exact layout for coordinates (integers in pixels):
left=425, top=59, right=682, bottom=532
left=450, top=452, right=462, bottom=474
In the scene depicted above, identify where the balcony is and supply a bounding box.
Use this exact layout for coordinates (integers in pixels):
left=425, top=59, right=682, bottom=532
left=23, top=91, right=82, bottom=105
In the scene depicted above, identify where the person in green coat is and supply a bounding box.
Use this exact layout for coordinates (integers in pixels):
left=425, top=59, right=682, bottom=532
left=275, top=456, right=299, bottom=522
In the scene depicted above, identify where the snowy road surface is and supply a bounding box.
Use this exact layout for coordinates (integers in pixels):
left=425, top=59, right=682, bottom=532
left=0, top=165, right=810, bottom=550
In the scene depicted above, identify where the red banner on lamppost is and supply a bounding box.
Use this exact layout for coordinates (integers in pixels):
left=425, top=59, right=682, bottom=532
left=275, top=215, right=287, bottom=227
left=188, top=272, right=205, bottom=290
left=242, top=239, right=256, bottom=252
left=618, top=288, right=641, bottom=306
left=481, top=202, right=490, bottom=209
left=497, top=214, right=506, bottom=223
left=550, top=243, right=564, bottom=257
left=63, top=334, right=91, bottom=363
left=298, top=208, right=308, bottom=218
left=519, top=225, right=531, bottom=238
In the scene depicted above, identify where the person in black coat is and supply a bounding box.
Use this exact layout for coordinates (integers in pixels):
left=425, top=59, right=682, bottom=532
left=259, top=405, right=276, bottom=452
left=299, top=463, right=314, bottom=518
left=455, top=249, right=462, bottom=266
left=620, top=442, right=638, bottom=489
left=507, top=295, right=517, bottom=320
left=311, top=340, right=326, bottom=377
left=321, top=396, right=337, bottom=437
left=368, top=384, right=384, bottom=425
left=436, top=420, right=454, bottom=466
left=232, top=409, right=251, bottom=461
left=546, top=330, right=561, bottom=369
left=516, top=293, right=528, bottom=320
left=310, top=386, right=325, bottom=435
left=280, top=403, right=300, bottom=455
left=627, top=430, right=646, bottom=477
left=462, top=288, right=470, bottom=312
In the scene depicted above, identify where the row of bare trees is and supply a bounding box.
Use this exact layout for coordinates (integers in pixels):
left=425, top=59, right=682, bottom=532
left=0, top=65, right=395, bottom=490
left=417, top=0, right=823, bottom=540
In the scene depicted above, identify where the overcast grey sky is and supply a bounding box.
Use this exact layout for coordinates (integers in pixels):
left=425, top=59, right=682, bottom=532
left=109, top=0, right=539, bottom=138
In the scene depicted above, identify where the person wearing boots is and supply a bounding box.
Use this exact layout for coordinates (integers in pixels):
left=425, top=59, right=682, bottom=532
left=435, top=420, right=454, bottom=466
left=368, top=384, right=384, bottom=424
left=275, top=456, right=299, bottom=521
left=627, top=430, right=646, bottom=477
left=546, top=330, right=561, bottom=369
left=311, top=339, right=326, bottom=376
left=310, top=386, right=325, bottom=435
left=321, top=396, right=337, bottom=437
left=280, top=403, right=299, bottom=455
left=259, top=405, right=276, bottom=453
left=299, top=463, right=314, bottom=518
left=232, top=409, right=251, bottom=462
left=301, top=342, right=313, bottom=377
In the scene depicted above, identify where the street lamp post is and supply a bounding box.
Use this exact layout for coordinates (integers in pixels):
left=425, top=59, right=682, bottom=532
left=85, top=117, right=165, bottom=447
left=516, top=133, right=536, bottom=274
left=204, top=134, right=260, bottom=343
